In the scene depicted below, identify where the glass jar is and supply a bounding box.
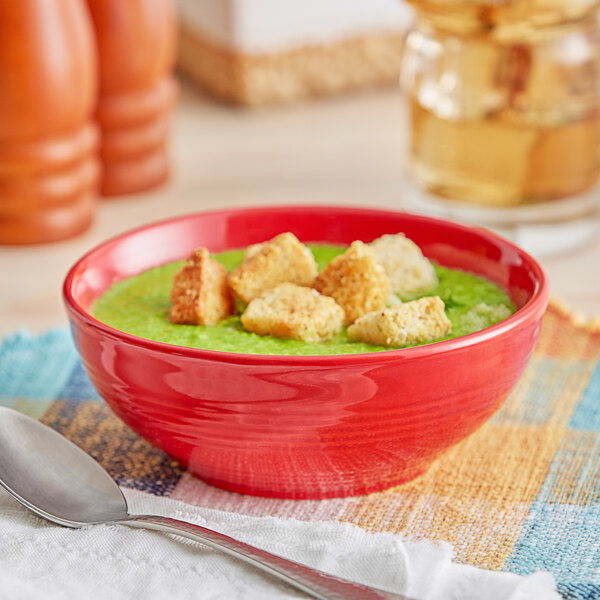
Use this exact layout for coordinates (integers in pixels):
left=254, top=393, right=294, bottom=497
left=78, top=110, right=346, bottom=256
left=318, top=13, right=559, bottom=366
left=401, top=0, right=600, bottom=255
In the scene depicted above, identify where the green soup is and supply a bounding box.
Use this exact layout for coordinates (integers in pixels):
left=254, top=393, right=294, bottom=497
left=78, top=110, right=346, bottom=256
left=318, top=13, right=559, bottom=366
left=93, top=244, right=515, bottom=355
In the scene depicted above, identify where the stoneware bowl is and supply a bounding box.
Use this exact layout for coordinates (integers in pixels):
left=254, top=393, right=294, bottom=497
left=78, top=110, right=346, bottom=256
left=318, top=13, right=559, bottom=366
left=63, top=206, right=549, bottom=499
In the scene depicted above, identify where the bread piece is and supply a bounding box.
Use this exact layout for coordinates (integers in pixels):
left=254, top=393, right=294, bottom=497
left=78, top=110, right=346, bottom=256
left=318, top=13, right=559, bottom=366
left=241, top=283, right=345, bottom=343
left=347, top=296, right=451, bottom=347
left=178, top=23, right=406, bottom=107
left=243, top=242, right=266, bottom=261
left=228, top=233, right=317, bottom=304
left=169, top=248, right=233, bottom=325
left=313, top=240, right=388, bottom=325
left=370, top=233, right=438, bottom=300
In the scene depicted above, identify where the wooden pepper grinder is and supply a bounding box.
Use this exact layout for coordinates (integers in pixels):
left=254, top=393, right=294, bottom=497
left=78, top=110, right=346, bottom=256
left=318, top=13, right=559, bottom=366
left=85, top=0, right=178, bottom=196
left=0, top=0, right=98, bottom=244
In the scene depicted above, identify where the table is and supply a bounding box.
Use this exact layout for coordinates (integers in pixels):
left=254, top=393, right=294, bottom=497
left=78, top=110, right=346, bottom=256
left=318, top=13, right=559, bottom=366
left=1, top=82, right=599, bottom=333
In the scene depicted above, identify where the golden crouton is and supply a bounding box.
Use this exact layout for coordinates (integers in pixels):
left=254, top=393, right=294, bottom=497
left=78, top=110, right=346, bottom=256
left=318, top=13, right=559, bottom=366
left=347, top=296, right=451, bottom=347
left=241, top=283, right=345, bottom=343
left=370, top=233, right=438, bottom=301
left=243, top=242, right=265, bottom=261
left=169, top=247, right=233, bottom=325
left=228, top=233, right=317, bottom=304
left=313, top=240, right=388, bottom=325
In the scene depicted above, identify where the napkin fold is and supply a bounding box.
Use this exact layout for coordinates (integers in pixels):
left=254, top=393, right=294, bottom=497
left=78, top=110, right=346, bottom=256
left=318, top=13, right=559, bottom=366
left=0, top=487, right=558, bottom=600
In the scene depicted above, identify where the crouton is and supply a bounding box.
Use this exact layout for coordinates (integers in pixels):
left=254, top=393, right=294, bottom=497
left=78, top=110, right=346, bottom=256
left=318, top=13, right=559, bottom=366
left=347, top=296, right=452, bottom=347
left=313, top=240, right=388, bottom=325
left=169, top=247, right=233, bottom=325
left=370, top=233, right=438, bottom=300
left=241, top=283, right=345, bottom=343
left=228, top=233, right=318, bottom=304
left=243, top=242, right=265, bottom=261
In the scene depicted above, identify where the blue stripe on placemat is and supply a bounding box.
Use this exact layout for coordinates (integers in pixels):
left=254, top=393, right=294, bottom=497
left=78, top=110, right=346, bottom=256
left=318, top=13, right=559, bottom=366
left=500, top=359, right=600, bottom=599
left=505, top=426, right=600, bottom=600
left=570, top=363, right=600, bottom=431
left=506, top=502, right=600, bottom=582
left=559, top=583, right=600, bottom=600
left=0, top=329, right=78, bottom=401
left=59, top=361, right=101, bottom=401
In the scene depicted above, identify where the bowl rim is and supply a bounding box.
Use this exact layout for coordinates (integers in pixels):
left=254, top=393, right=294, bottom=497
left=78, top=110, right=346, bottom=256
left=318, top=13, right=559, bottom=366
left=63, top=205, right=550, bottom=366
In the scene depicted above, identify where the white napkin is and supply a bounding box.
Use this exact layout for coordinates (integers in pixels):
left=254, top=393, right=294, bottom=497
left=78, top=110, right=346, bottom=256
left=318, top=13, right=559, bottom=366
left=0, top=487, right=559, bottom=600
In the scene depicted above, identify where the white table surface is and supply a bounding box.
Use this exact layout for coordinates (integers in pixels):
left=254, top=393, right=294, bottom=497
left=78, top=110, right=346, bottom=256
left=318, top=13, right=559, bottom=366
left=1, top=83, right=599, bottom=335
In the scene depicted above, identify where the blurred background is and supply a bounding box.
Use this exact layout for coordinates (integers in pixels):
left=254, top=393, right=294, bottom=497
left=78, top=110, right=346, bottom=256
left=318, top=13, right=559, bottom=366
left=0, top=0, right=599, bottom=332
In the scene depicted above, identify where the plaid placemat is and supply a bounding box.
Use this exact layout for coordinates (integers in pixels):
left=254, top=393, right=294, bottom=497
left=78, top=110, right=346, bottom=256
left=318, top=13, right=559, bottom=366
left=1, top=300, right=598, bottom=600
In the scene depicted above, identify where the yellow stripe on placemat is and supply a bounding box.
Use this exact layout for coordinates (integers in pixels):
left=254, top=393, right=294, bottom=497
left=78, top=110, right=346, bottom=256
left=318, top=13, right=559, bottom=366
left=10, top=398, right=54, bottom=420
left=541, top=429, right=600, bottom=506
left=534, top=299, right=600, bottom=360
left=340, top=422, right=565, bottom=569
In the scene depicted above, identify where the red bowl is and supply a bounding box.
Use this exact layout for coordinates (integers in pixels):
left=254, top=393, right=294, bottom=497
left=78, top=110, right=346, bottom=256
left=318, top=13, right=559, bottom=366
left=63, top=206, right=549, bottom=499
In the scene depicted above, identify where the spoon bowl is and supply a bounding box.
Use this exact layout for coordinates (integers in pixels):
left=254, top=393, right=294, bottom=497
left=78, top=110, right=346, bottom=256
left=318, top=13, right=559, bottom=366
left=0, top=407, right=411, bottom=600
left=0, top=407, right=128, bottom=526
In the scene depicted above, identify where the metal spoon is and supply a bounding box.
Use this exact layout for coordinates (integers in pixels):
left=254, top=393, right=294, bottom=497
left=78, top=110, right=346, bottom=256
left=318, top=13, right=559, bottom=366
left=0, top=407, right=413, bottom=600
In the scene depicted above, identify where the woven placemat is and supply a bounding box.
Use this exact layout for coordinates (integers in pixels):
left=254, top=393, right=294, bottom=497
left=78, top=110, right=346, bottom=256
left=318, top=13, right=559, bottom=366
left=1, top=299, right=598, bottom=599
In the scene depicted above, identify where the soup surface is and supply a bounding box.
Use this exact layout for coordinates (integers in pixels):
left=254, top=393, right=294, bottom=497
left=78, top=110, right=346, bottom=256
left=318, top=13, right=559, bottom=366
left=94, top=244, right=515, bottom=355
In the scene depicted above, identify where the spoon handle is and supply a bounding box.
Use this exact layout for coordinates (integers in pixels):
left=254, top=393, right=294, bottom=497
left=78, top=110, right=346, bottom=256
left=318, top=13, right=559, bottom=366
left=121, top=514, right=413, bottom=600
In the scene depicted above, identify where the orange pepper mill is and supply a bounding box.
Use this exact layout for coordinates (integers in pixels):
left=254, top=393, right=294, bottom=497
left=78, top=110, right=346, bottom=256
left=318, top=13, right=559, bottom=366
left=0, top=0, right=99, bottom=244
left=85, top=0, right=178, bottom=197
